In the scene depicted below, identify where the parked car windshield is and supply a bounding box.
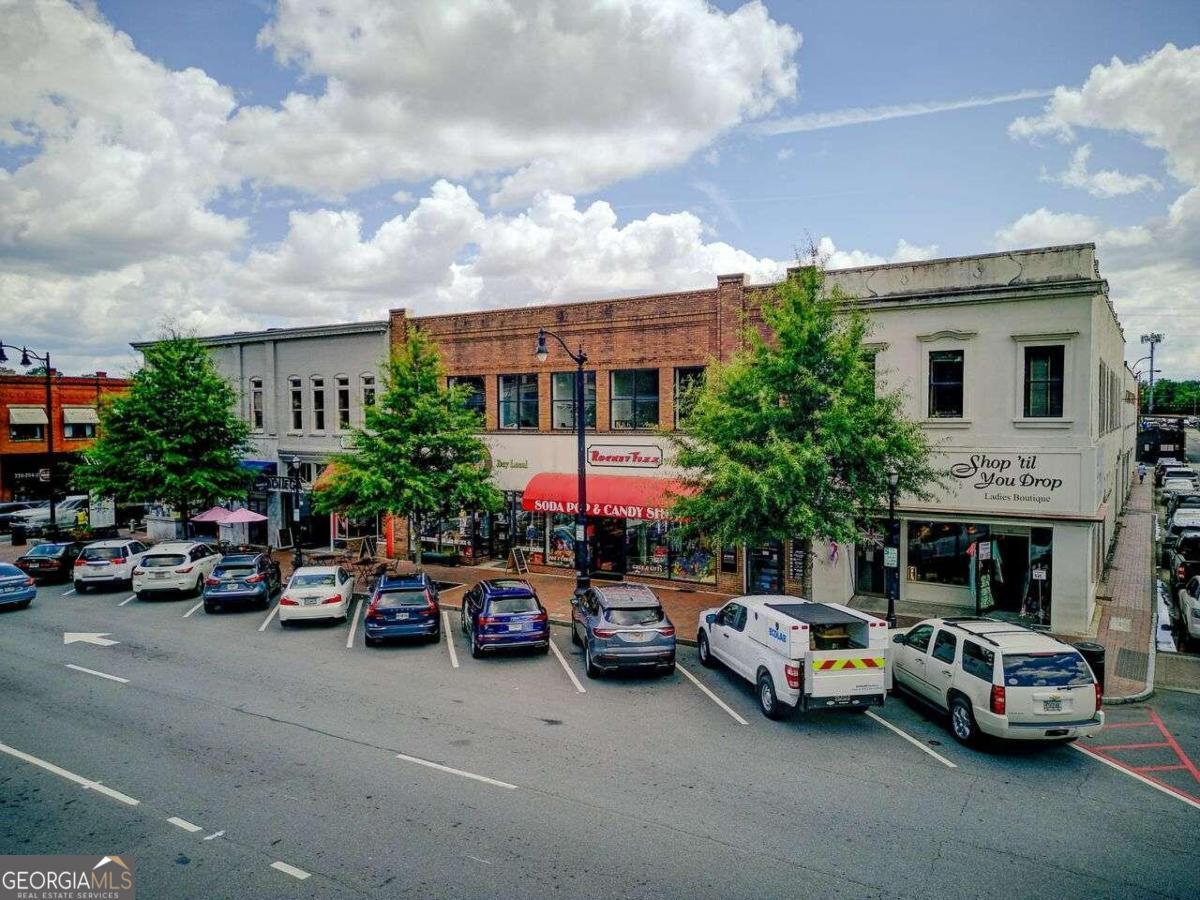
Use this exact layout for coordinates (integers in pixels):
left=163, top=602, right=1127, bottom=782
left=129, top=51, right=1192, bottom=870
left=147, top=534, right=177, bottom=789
left=1002, top=652, right=1093, bottom=687
left=292, top=573, right=336, bottom=587
left=214, top=565, right=256, bottom=579
left=376, top=589, right=428, bottom=608
left=488, top=595, right=539, bottom=614
left=25, top=544, right=65, bottom=557
left=606, top=607, right=664, bottom=626
left=141, top=554, right=187, bottom=568
left=80, top=546, right=126, bottom=561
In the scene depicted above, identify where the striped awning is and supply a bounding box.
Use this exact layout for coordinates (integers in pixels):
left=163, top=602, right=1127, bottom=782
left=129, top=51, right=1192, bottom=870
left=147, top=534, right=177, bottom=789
left=8, top=406, right=48, bottom=425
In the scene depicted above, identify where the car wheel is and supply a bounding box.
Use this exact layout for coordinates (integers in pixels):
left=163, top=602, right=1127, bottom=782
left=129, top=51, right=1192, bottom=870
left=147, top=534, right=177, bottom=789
left=949, top=695, right=979, bottom=746
left=570, top=622, right=582, bottom=646
left=539, top=641, right=550, bottom=655
left=17, top=599, right=31, bottom=610
left=203, top=600, right=214, bottom=614
left=429, top=629, right=441, bottom=644
left=470, top=631, right=483, bottom=659
left=758, top=672, right=787, bottom=720
left=698, top=631, right=715, bottom=668
left=74, top=582, right=86, bottom=594
left=585, top=644, right=601, bottom=679
left=460, top=608, right=467, bottom=635
left=660, top=661, right=676, bottom=677
left=279, top=617, right=291, bottom=628
left=365, top=635, right=380, bottom=647
left=193, top=576, right=204, bottom=598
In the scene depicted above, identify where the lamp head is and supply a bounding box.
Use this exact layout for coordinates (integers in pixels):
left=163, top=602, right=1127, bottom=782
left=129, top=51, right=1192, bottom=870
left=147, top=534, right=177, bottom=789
left=535, top=328, right=548, bottom=364
left=0, top=344, right=7, bottom=364
left=20, top=348, right=32, bottom=367
left=888, top=468, right=900, bottom=489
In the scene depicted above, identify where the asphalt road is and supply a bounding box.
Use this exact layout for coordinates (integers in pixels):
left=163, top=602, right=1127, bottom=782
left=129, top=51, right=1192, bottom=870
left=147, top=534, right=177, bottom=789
left=1, top=578, right=1198, bottom=899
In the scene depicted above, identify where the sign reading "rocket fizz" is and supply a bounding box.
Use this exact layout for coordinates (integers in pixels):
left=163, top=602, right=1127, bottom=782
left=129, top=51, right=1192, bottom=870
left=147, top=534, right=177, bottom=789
left=586, top=445, right=664, bottom=468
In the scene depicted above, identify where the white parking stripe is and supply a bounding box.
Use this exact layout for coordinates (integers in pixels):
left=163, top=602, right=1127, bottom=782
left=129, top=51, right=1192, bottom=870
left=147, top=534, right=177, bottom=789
left=548, top=639, right=586, bottom=694
left=118, top=595, right=136, bottom=606
left=63, top=589, right=76, bottom=597
left=65, top=664, right=129, bottom=685
left=345, top=597, right=362, bottom=648
left=182, top=601, right=204, bottom=618
left=865, top=710, right=958, bottom=769
left=0, top=741, right=140, bottom=807
left=167, top=816, right=202, bottom=833
left=676, top=663, right=749, bottom=725
left=395, top=752, right=518, bottom=790
left=442, top=611, right=459, bottom=668
left=257, top=604, right=279, bottom=632
left=270, top=861, right=310, bottom=881
left=1071, top=743, right=1200, bottom=811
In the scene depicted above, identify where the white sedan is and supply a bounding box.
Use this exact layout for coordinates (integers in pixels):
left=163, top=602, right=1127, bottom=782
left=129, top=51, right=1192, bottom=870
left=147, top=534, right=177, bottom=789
left=278, top=566, right=356, bottom=625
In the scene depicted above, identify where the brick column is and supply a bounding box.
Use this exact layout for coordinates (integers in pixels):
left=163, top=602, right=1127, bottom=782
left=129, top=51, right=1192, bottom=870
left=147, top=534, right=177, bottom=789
left=716, top=273, right=745, bottom=362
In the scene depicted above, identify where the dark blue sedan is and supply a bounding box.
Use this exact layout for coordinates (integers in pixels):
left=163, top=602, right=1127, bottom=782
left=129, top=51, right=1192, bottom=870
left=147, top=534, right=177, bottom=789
left=460, top=579, right=550, bottom=658
left=364, top=573, right=441, bottom=645
left=202, top=553, right=281, bottom=612
left=0, top=563, right=36, bottom=611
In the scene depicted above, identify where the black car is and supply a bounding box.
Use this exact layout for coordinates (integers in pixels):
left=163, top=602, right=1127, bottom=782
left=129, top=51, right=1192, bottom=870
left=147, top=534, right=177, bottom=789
left=0, top=501, right=40, bottom=535
left=14, top=541, right=85, bottom=582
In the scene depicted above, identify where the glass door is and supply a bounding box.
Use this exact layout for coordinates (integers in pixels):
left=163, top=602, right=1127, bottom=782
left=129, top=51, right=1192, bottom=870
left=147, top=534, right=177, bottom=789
left=747, top=540, right=783, bottom=594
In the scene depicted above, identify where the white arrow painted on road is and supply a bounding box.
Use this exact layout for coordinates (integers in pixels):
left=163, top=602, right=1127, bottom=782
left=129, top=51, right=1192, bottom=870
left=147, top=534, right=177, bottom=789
left=63, top=632, right=119, bottom=647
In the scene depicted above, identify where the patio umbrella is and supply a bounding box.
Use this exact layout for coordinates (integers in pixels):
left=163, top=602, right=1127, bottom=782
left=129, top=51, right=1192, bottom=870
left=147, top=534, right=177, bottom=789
left=192, top=506, right=234, bottom=523
left=220, top=508, right=268, bottom=524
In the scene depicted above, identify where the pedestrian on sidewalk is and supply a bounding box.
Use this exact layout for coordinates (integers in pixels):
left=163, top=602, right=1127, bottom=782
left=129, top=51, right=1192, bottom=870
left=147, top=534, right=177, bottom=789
left=1137, top=462, right=1147, bottom=484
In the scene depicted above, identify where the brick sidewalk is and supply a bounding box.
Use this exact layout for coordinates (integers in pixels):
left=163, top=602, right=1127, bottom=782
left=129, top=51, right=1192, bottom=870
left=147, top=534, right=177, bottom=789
left=1067, top=477, right=1156, bottom=700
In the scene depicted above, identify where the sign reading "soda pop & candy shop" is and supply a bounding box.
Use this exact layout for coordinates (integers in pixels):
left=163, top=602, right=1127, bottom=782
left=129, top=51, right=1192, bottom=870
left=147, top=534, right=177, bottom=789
left=527, top=498, right=673, bottom=520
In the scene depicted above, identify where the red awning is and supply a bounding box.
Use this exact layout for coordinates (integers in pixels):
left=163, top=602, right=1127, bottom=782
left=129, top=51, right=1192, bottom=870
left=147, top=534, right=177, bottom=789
left=521, top=472, right=691, bottom=521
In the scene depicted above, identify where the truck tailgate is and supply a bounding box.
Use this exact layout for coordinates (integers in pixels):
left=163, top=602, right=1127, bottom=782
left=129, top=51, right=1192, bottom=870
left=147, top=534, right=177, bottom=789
left=806, top=649, right=887, bottom=698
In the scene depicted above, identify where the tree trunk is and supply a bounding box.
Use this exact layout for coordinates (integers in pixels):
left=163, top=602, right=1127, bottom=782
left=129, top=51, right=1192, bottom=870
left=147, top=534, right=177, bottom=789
left=802, top=537, right=814, bottom=600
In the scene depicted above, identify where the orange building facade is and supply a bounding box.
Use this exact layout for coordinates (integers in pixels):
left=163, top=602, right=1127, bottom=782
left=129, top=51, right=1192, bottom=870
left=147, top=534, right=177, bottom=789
left=0, top=371, right=130, bottom=502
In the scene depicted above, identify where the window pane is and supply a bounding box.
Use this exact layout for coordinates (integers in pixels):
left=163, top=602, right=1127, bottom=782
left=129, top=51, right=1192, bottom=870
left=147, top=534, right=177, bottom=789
left=611, top=398, right=634, bottom=430
left=612, top=370, right=635, bottom=397
left=906, top=521, right=987, bottom=586
left=1024, top=345, right=1064, bottom=418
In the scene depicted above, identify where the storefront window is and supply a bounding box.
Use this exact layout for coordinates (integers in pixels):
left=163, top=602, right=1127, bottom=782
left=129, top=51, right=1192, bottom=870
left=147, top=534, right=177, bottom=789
left=513, top=508, right=545, bottom=564
left=670, top=530, right=716, bottom=584
left=907, top=521, right=988, bottom=586
left=547, top=513, right=576, bottom=568
left=626, top=519, right=670, bottom=578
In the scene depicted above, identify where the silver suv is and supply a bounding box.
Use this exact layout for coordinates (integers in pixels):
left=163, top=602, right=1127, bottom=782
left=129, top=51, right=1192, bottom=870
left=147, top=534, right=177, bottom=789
left=892, top=617, right=1104, bottom=746
left=570, top=583, right=676, bottom=678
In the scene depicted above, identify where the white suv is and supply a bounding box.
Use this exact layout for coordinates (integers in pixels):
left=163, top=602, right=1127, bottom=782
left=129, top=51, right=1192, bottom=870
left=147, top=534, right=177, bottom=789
left=74, top=539, right=149, bottom=592
left=132, top=541, right=222, bottom=599
left=891, top=617, right=1104, bottom=746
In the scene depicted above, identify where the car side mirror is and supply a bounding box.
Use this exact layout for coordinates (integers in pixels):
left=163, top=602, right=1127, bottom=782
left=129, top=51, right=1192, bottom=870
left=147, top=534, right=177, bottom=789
left=705, top=613, right=717, bottom=625
left=892, top=633, right=907, bottom=645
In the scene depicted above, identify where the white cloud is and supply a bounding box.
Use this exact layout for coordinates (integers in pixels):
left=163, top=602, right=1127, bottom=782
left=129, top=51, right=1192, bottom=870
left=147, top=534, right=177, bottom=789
left=815, top=237, right=939, bottom=269
left=1009, top=43, right=1200, bottom=185
left=757, top=89, right=1051, bottom=136
left=226, top=0, right=800, bottom=204
left=993, top=208, right=1152, bottom=250
left=0, top=1, right=244, bottom=272
left=1046, top=144, right=1161, bottom=197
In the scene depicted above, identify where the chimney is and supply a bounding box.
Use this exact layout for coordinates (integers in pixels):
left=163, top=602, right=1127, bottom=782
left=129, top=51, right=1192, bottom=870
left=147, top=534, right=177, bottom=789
left=95, top=371, right=107, bottom=378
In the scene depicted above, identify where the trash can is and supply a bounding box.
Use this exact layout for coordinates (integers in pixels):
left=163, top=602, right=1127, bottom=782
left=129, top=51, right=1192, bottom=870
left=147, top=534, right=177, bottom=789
left=10, top=523, right=27, bottom=546
left=1073, top=641, right=1105, bottom=691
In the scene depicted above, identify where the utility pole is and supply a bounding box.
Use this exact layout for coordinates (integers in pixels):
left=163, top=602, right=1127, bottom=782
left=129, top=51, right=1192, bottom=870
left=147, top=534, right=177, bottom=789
left=1141, top=333, right=1163, bottom=414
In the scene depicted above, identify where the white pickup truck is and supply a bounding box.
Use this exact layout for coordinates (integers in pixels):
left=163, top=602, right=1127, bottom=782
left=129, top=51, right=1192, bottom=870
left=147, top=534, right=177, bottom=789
left=697, top=595, right=890, bottom=719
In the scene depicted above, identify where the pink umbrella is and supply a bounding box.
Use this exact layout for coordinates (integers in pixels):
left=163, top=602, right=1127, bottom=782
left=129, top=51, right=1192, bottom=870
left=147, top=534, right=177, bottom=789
left=220, top=508, right=268, bottom=524
left=192, top=507, right=234, bottom=523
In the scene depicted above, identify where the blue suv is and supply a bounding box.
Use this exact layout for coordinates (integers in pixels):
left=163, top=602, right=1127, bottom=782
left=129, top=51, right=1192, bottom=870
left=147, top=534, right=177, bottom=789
left=460, top=579, right=550, bottom=658
left=570, top=583, right=675, bottom=677
left=365, top=572, right=441, bottom=645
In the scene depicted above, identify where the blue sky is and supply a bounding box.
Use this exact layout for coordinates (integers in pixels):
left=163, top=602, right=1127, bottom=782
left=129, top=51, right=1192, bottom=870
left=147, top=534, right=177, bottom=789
left=3, top=1, right=1198, bottom=376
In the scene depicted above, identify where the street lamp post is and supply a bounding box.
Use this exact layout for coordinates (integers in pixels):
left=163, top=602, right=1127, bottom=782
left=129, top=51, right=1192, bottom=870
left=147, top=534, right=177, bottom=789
left=1141, top=333, right=1164, bottom=414
left=885, top=467, right=900, bottom=628
left=0, top=341, right=56, bottom=535
left=536, top=327, right=590, bottom=599
left=289, top=455, right=304, bottom=571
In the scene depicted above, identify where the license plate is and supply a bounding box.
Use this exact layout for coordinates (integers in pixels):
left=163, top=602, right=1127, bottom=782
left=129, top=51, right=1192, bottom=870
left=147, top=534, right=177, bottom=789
left=620, top=631, right=653, bottom=643
left=303, top=597, right=320, bottom=606
left=506, top=623, right=527, bottom=632
left=152, top=572, right=169, bottom=579
left=393, top=612, right=410, bottom=621
left=1043, top=699, right=1062, bottom=712
left=0, top=586, right=15, bottom=594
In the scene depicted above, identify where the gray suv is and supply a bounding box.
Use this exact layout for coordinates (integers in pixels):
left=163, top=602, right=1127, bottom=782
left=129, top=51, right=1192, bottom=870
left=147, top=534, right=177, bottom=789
left=570, top=583, right=676, bottom=678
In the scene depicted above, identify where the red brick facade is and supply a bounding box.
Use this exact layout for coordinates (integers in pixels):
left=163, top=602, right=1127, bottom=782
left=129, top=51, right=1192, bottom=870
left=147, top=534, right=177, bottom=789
left=1, top=372, right=130, bottom=501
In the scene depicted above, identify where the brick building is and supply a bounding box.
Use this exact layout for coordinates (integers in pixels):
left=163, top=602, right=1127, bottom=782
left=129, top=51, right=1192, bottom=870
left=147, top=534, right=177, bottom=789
left=0, top=371, right=130, bottom=502
left=389, top=243, right=1135, bottom=633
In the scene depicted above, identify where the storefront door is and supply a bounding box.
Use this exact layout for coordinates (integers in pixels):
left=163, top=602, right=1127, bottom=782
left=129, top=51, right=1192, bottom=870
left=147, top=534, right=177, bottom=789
left=747, top=540, right=783, bottom=594
left=855, top=538, right=885, bottom=595
left=990, top=534, right=1029, bottom=612
left=591, top=518, right=626, bottom=577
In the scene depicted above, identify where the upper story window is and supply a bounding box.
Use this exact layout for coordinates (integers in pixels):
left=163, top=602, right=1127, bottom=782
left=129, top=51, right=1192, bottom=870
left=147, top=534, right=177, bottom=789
left=551, top=371, right=596, bottom=430
left=611, top=369, right=659, bottom=430
left=63, top=422, right=96, bottom=440
left=1023, top=346, right=1064, bottom=418
left=250, top=377, right=264, bottom=430
left=311, top=377, right=326, bottom=431
left=62, top=407, right=98, bottom=440
left=8, top=406, right=47, bottom=442
left=928, top=350, right=964, bottom=419
left=360, top=374, right=376, bottom=411
left=289, top=377, right=303, bottom=431
left=336, top=375, right=350, bottom=429
left=674, top=367, right=705, bottom=427
left=498, top=374, right=539, bottom=429
left=449, top=376, right=486, bottom=419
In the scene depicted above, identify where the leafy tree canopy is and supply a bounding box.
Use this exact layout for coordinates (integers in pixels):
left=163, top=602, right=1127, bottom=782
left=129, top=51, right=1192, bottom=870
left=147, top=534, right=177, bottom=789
left=1142, top=378, right=1200, bottom=415
left=670, top=263, right=943, bottom=554
left=74, top=333, right=251, bottom=519
left=313, top=329, right=502, bottom=562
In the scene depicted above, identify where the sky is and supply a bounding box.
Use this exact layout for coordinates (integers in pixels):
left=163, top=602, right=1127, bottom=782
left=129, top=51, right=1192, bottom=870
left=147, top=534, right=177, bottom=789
left=1, top=0, right=1197, bottom=379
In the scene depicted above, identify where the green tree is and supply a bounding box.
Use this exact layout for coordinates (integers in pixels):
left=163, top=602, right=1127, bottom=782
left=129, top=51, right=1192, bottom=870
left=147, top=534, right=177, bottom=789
left=669, top=263, right=942, bottom=592
left=313, top=329, right=502, bottom=564
left=74, top=334, right=251, bottom=523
